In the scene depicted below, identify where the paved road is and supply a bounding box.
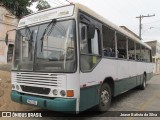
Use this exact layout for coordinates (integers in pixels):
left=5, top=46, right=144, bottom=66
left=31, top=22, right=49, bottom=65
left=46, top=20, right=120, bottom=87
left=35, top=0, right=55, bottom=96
left=1, top=74, right=160, bottom=120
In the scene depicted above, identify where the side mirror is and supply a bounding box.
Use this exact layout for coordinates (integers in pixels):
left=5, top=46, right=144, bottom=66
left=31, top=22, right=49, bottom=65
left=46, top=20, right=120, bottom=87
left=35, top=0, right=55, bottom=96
left=5, top=33, right=9, bottom=45
left=88, top=23, right=95, bottom=39
left=81, top=26, right=86, bottom=40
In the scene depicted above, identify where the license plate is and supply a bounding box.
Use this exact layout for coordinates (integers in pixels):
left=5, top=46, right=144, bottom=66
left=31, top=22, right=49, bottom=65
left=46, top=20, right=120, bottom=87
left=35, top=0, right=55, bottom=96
left=27, top=99, right=37, bottom=105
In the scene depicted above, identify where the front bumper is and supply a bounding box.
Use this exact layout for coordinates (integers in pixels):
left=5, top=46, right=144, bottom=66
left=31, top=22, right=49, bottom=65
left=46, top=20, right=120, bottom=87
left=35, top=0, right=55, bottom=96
left=11, top=91, right=76, bottom=112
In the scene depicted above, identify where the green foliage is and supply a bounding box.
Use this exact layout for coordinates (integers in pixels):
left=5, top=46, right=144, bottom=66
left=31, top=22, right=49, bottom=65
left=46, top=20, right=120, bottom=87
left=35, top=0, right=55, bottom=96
left=0, top=0, right=35, bottom=18
left=0, top=0, right=51, bottom=18
left=36, top=0, right=51, bottom=11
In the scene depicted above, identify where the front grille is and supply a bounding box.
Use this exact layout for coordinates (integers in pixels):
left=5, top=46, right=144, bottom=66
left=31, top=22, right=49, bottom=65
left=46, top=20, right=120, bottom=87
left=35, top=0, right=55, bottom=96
left=21, top=85, right=50, bottom=95
left=16, top=72, right=62, bottom=87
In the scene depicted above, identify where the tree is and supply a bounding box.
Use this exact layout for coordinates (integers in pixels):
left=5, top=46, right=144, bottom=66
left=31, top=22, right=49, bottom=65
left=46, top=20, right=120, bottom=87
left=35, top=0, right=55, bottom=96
left=0, top=0, right=35, bottom=18
left=36, top=0, right=51, bottom=11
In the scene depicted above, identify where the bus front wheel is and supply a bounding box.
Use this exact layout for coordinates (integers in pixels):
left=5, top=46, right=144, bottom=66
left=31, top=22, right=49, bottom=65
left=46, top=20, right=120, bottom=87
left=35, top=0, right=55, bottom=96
left=98, top=83, right=111, bottom=112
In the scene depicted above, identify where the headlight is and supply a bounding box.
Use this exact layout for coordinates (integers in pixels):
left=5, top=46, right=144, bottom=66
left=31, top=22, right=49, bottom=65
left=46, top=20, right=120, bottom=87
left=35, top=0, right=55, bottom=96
left=60, top=90, right=66, bottom=96
left=53, top=89, right=58, bottom=95
left=12, top=84, right=15, bottom=89
left=16, top=85, right=19, bottom=90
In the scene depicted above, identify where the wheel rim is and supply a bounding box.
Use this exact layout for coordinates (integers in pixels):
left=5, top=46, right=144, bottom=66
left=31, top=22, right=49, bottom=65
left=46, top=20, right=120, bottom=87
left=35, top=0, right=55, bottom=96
left=100, top=90, right=109, bottom=106
left=143, top=76, right=146, bottom=87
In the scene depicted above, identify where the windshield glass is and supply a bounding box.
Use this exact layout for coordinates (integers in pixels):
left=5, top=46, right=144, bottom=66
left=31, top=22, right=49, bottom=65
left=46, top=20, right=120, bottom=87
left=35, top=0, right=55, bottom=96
left=13, top=20, right=76, bottom=73
left=13, top=26, right=38, bottom=71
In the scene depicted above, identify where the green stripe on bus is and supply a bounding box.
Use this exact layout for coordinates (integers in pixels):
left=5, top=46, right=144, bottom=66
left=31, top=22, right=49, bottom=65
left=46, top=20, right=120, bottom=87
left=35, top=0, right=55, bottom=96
left=11, top=91, right=76, bottom=112
left=114, top=72, right=153, bottom=96
left=114, top=76, right=138, bottom=96
left=79, top=72, right=153, bottom=111
left=79, top=84, right=100, bottom=111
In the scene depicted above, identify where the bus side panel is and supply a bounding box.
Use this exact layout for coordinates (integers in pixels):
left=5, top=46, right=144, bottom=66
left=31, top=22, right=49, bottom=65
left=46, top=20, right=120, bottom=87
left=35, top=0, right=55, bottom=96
left=128, top=61, right=137, bottom=90
left=147, top=63, right=154, bottom=81
left=114, top=60, right=138, bottom=96
left=79, top=85, right=100, bottom=111
left=79, top=59, right=117, bottom=111
left=114, top=76, right=137, bottom=96
left=147, top=72, right=153, bottom=81
left=136, top=62, right=143, bottom=85
left=136, top=62, right=153, bottom=85
left=117, top=60, right=129, bottom=81
left=115, top=60, right=131, bottom=94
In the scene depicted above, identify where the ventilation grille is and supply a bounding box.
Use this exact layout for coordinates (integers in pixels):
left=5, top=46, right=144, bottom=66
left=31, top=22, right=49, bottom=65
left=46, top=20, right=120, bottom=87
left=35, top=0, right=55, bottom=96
left=16, top=72, right=62, bottom=87
left=21, top=85, right=50, bottom=95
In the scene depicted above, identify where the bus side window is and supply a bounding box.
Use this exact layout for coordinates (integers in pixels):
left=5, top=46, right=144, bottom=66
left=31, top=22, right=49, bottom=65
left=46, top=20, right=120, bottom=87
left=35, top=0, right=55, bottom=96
left=117, top=33, right=127, bottom=59
left=79, top=22, right=101, bottom=72
left=135, top=43, right=141, bottom=61
left=145, top=48, right=151, bottom=62
left=91, top=29, right=99, bottom=55
left=102, top=25, right=116, bottom=57
left=141, top=46, right=145, bottom=62
left=142, top=47, right=151, bottom=62
left=128, top=39, right=135, bottom=60
left=80, top=23, right=100, bottom=55
left=80, top=23, right=88, bottom=54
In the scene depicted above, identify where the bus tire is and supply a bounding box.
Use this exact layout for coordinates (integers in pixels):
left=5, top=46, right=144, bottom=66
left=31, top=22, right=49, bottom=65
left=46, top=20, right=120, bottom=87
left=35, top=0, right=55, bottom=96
left=98, top=83, right=111, bottom=112
left=139, top=74, right=147, bottom=90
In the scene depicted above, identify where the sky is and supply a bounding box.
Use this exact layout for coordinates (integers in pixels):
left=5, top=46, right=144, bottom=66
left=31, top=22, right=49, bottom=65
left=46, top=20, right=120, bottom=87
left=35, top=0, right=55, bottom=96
left=30, top=0, right=160, bottom=41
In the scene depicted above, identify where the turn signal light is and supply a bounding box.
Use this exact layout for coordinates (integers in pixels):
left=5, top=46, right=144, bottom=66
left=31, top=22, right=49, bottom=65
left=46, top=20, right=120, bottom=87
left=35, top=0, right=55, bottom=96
left=67, top=90, right=74, bottom=97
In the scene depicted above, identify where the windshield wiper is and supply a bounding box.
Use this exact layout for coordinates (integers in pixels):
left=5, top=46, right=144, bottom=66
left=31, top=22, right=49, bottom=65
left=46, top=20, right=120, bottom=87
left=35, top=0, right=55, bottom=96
left=25, top=25, right=32, bottom=40
left=24, top=26, right=34, bottom=61
left=24, top=25, right=34, bottom=44
left=40, top=19, right=56, bottom=52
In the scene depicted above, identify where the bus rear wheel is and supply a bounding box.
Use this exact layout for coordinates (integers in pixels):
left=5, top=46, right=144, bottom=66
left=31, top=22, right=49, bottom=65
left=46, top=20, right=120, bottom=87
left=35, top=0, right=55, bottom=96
left=98, top=83, right=111, bottom=112
left=139, top=74, right=147, bottom=90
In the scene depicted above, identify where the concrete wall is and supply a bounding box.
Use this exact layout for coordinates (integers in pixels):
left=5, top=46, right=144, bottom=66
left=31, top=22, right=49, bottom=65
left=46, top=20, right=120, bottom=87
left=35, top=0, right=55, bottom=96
left=0, top=6, right=19, bottom=64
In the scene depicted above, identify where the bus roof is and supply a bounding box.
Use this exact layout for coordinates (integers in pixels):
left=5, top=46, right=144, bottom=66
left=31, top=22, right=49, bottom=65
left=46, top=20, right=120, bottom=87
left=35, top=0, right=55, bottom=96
left=19, top=3, right=151, bottom=49
left=75, top=3, right=151, bottom=49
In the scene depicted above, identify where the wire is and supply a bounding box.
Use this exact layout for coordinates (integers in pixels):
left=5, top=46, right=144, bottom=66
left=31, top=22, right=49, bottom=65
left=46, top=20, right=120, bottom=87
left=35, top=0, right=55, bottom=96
left=142, top=27, right=154, bottom=35
left=143, top=19, right=160, bottom=25
left=142, top=26, right=160, bottom=35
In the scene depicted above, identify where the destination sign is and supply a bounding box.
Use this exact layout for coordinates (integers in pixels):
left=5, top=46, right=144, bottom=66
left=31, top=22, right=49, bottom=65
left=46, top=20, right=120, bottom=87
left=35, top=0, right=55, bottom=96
left=18, top=5, right=75, bottom=27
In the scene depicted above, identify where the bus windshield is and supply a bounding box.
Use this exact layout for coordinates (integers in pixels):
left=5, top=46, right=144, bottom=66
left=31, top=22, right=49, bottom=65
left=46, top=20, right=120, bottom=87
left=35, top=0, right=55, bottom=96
left=13, top=20, right=76, bottom=72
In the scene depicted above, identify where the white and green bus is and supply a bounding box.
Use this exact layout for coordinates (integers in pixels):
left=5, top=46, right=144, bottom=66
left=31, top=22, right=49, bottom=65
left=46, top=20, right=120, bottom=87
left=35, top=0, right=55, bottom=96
left=11, top=3, right=153, bottom=113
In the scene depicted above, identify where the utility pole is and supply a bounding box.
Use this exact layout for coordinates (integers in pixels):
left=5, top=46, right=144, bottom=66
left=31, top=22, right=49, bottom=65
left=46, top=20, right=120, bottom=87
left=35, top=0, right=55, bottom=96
left=136, top=14, right=155, bottom=40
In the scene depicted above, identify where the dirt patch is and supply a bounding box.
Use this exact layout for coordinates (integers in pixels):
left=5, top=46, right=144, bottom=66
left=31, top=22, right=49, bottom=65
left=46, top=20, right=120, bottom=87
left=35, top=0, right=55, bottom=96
left=0, top=64, right=12, bottom=72
left=0, top=70, right=38, bottom=111
left=0, top=89, right=4, bottom=97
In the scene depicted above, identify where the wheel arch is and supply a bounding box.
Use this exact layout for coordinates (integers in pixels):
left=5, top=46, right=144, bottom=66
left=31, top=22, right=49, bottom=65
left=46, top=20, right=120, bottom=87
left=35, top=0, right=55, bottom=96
left=144, top=71, right=147, bottom=80
left=102, top=77, right=115, bottom=97
left=144, top=71, right=147, bottom=76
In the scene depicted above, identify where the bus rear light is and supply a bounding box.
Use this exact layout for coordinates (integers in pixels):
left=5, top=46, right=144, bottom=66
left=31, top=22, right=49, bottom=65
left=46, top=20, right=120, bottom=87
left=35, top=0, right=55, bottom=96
left=67, top=90, right=74, bottom=97
left=53, top=89, right=58, bottom=95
